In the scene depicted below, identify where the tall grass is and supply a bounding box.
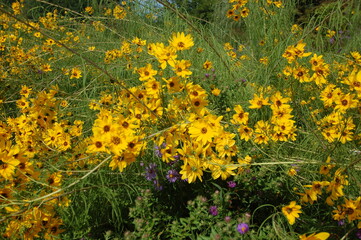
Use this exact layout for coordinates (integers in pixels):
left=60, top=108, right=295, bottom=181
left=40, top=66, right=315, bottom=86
left=0, top=0, right=361, bottom=239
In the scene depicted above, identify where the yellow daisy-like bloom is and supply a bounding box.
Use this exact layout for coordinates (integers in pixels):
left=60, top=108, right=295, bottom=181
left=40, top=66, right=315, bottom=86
left=169, top=32, right=194, bottom=51
left=203, top=60, right=213, bottom=70
left=282, top=201, right=302, bottom=225
left=188, top=120, right=216, bottom=145
left=109, top=153, right=135, bottom=172
left=210, top=159, right=237, bottom=180
left=249, top=94, right=270, bottom=109
left=226, top=9, right=235, bottom=18
left=180, top=156, right=203, bottom=183
left=334, top=93, right=358, bottom=113
left=137, top=63, right=157, bottom=81
left=163, top=77, right=183, bottom=93
left=69, top=67, right=82, bottom=79
left=0, top=152, right=20, bottom=180
left=173, top=59, right=192, bottom=78
left=19, top=85, right=32, bottom=98
left=238, top=124, right=253, bottom=141
left=47, top=172, right=62, bottom=187
left=240, top=7, right=250, bottom=18
left=232, top=105, right=249, bottom=125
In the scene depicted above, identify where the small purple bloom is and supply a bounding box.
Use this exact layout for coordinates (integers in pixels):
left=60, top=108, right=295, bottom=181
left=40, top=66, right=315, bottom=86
left=145, top=163, right=157, bottom=181
left=166, top=169, right=180, bottom=183
left=205, top=73, right=210, bottom=78
left=237, top=223, right=249, bottom=234
left=227, top=181, right=236, bottom=188
left=356, top=229, right=361, bottom=239
left=154, top=146, right=162, bottom=158
left=224, top=216, right=231, bottom=223
left=209, top=206, right=218, bottom=216
left=153, top=179, right=163, bottom=191
left=338, top=220, right=345, bottom=226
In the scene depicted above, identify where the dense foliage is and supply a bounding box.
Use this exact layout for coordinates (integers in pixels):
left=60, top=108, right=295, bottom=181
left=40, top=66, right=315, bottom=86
left=0, top=0, right=361, bottom=239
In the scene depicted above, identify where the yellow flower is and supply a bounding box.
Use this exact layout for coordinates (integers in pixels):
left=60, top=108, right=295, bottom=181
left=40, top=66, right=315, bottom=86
left=69, top=67, right=82, bottom=79
left=249, top=94, right=270, bottom=109
left=19, top=85, right=32, bottom=98
left=87, top=137, right=109, bottom=154
left=188, top=120, right=216, bottom=145
left=169, top=32, right=194, bottom=51
left=288, top=168, right=297, bottom=176
left=299, top=232, right=330, bottom=240
left=180, top=156, right=203, bottom=183
left=137, top=63, right=157, bottom=81
left=173, top=60, right=192, bottom=78
left=144, top=79, right=161, bottom=96
left=203, top=60, right=213, bottom=70
left=273, top=1, right=283, bottom=8
left=232, top=105, right=249, bottom=125
left=0, top=144, right=20, bottom=180
left=16, top=97, right=29, bottom=110
left=163, top=77, right=183, bottom=93
left=47, top=172, right=62, bottom=187
left=282, top=201, right=302, bottom=225
left=238, top=125, right=253, bottom=141
left=85, top=6, right=94, bottom=15
left=211, top=88, right=221, bottom=96
left=109, top=154, right=135, bottom=172
left=259, top=57, right=268, bottom=65
left=210, top=159, right=237, bottom=180
left=293, top=65, right=310, bottom=83
left=309, top=54, right=324, bottom=70
left=113, top=5, right=126, bottom=19
left=240, top=7, right=250, bottom=18
left=334, top=93, right=358, bottom=113
left=41, top=64, right=52, bottom=72
left=326, top=30, right=336, bottom=38
left=226, top=9, right=235, bottom=18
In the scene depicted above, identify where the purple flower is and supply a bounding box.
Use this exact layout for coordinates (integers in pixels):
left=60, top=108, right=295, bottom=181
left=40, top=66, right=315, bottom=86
left=166, top=169, right=180, bottom=183
left=224, top=216, right=231, bottom=223
left=154, top=146, right=162, bottom=158
left=153, top=179, right=163, bottom=191
left=237, top=223, right=249, bottom=234
left=356, top=229, right=361, bottom=239
left=338, top=220, right=345, bottom=226
left=227, top=181, right=236, bottom=188
left=209, top=206, right=218, bottom=216
left=205, top=73, right=210, bottom=78
left=145, top=163, right=157, bottom=181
